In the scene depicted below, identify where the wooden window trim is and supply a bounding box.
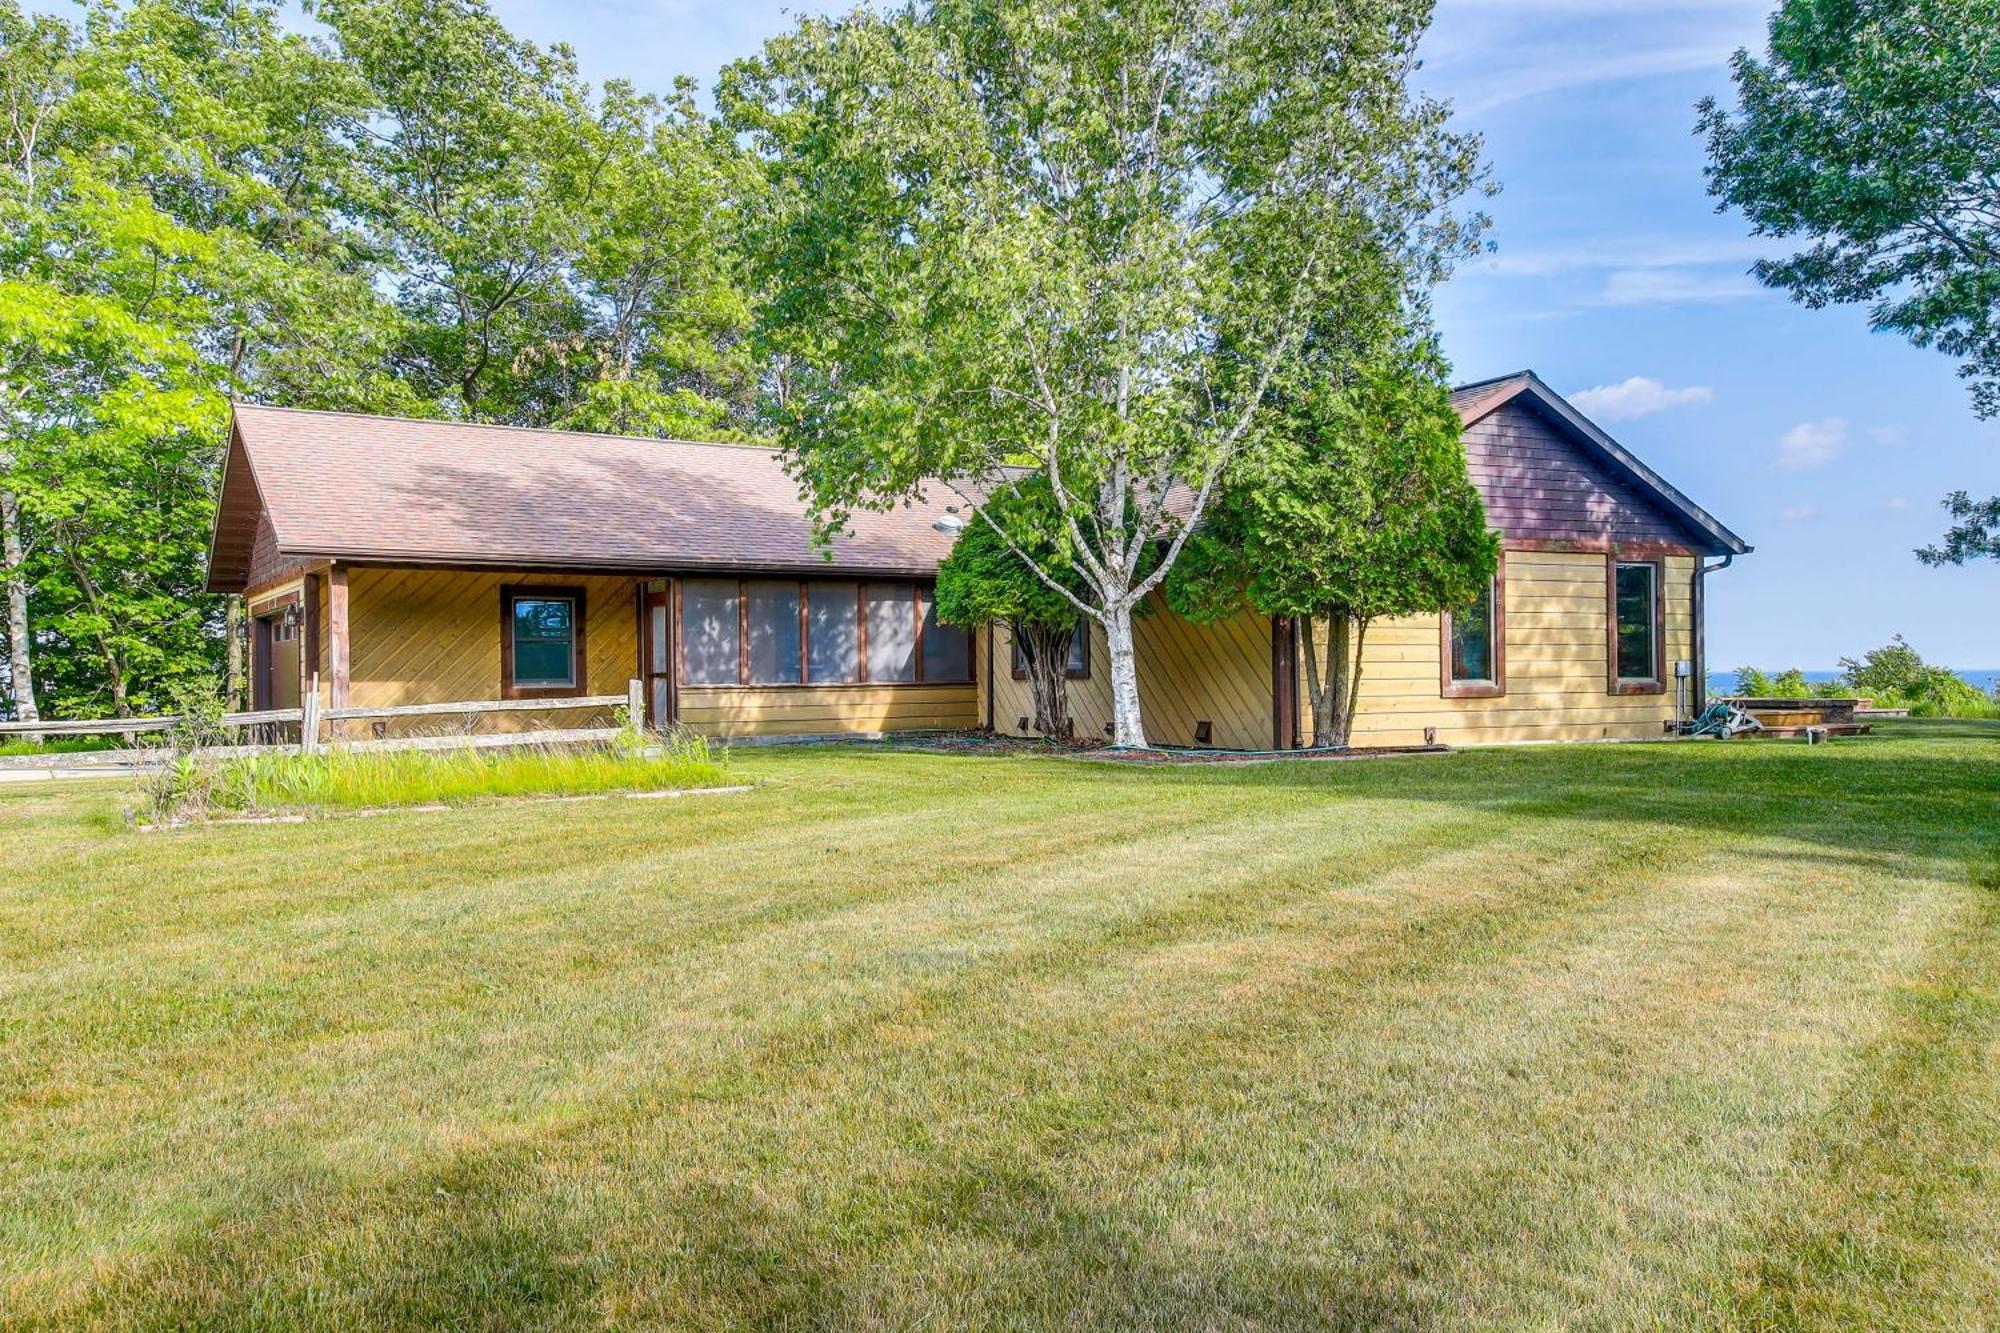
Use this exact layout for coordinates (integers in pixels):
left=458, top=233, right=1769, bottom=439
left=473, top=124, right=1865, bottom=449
left=1606, top=555, right=1666, bottom=695
left=500, top=584, right=588, bottom=700
left=1010, top=619, right=1092, bottom=681
left=1441, top=551, right=1507, bottom=700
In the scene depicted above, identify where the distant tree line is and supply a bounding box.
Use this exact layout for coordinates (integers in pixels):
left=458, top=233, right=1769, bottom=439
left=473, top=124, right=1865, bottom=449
left=1733, top=635, right=1999, bottom=717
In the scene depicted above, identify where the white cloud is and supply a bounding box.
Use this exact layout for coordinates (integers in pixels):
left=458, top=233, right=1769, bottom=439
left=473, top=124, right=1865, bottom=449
left=1780, top=504, right=1818, bottom=522
left=1594, top=268, right=1762, bottom=306
left=1775, top=418, right=1848, bottom=471
left=1447, top=43, right=1739, bottom=116
left=1472, top=236, right=1775, bottom=280
left=1886, top=496, right=1910, bottom=510
left=1871, top=425, right=1911, bottom=447
left=1569, top=376, right=1715, bottom=421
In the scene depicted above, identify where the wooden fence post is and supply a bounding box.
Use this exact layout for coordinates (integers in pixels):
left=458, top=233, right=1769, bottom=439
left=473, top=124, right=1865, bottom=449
left=302, top=674, right=321, bottom=755
left=627, top=679, right=644, bottom=733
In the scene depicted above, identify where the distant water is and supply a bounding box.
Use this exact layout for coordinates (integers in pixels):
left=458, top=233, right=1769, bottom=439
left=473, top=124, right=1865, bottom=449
left=1708, top=668, right=2000, bottom=696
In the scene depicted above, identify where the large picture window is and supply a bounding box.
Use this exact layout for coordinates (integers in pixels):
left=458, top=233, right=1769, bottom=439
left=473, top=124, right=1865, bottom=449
left=680, top=580, right=972, bottom=687
left=500, top=586, right=586, bottom=698
left=1440, top=557, right=1505, bottom=699
left=1609, top=558, right=1664, bottom=693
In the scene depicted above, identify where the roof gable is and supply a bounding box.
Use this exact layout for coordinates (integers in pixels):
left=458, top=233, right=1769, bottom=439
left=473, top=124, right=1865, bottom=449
left=1450, top=372, right=1750, bottom=556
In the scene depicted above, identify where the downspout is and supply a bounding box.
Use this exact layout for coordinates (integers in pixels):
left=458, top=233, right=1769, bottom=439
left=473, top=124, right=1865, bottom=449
left=1696, top=554, right=1735, bottom=712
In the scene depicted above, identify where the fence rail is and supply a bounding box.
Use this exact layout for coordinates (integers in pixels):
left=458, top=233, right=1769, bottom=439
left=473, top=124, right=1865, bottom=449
left=0, top=682, right=643, bottom=758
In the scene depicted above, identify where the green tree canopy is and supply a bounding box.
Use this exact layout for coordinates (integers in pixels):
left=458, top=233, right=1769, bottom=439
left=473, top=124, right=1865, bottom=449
left=1169, top=342, right=1496, bottom=746
left=722, top=0, right=1488, bottom=747
left=1699, top=0, right=2000, bottom=564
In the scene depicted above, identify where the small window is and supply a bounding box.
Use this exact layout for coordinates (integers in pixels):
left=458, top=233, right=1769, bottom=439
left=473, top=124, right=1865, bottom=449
left=866, top=582, right=918, bottom=683
left=1613, top=560, right=1661, bottom=689
left=1012, top=619, right=1090, bottom=680
left=746, top=581, right=804, bottom=685
left=807, top=583, right=860, bottom=683
left=1450, top=580, right=1496, bottom=683
left=512, top=597, right=575, bottom=686
left=502, top=586, right=586, bottom=697
left=1440, top=561, right=1505, bottom=699
left=681, top=579, right=741, bottom=685
left=919, top=589, right=973, bottom=683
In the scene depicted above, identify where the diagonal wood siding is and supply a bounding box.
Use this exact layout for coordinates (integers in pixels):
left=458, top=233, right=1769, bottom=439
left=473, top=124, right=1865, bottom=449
left=991, top=597, right=1275, bottom=750
left=342, top=568, right=640, bottom=733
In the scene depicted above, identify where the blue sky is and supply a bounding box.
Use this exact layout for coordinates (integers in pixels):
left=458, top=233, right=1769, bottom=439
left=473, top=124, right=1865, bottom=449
left=41, top=0, right=2000, bottom=669
left=472, top=0, right=1998, bottom=672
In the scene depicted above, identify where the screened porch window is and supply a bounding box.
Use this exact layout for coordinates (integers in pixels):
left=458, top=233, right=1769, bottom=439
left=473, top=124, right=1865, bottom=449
left=681, top=579, right=741, bottom=685
left=747, top=581, right=804, bottom=685
left=678, top=580, right=971, bottom=686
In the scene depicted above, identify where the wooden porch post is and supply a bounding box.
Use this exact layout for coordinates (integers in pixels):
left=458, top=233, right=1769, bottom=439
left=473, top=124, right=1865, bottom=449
left=328, top=564, right=350, bottom=737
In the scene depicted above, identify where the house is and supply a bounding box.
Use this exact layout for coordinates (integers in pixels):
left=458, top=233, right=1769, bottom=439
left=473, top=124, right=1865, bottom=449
left=205, top=371, right=1749, bottom=749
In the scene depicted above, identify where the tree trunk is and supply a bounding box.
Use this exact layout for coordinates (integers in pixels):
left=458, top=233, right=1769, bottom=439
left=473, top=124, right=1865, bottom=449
left=1344, top=619, right=1370, bottom=747
left=1325, top=614, right=1355, bottom=748
left=1015, top=620, right=1074, bottom=739
left=1305, top=610, right=1371, bottom=749
left=1302, top=613, right=1333, bottom=748
left=1103, top=600, right=1147, bottom=748
left=225, top=595, right=245, bottom=711
left=0, top=485, right=39, bottom=743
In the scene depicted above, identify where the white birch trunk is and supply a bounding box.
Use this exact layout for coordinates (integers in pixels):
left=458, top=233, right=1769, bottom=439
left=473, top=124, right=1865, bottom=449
left=1103, top=599, right=1147, bottom=748
left=1, top=484, right=39, bottom=743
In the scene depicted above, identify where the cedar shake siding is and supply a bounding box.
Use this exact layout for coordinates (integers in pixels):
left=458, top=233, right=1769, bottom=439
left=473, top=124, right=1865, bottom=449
left=1463, top=398, right=1693, bottom=549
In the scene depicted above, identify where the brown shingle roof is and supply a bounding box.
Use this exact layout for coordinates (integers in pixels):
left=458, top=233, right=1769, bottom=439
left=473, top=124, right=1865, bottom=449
left=209, top=405, right=970, bottom=592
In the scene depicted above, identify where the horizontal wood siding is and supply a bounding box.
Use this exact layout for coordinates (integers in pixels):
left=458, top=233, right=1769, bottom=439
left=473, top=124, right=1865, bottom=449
left=1466, top=399, right=1694, bottom=548
left=1306, top=550, right=1698, bottom=746
left=680, top=684, right=978, bottom=736
left=993, top=597, right=1274, bottom=750
left=344, top=568, right=639, bottom=734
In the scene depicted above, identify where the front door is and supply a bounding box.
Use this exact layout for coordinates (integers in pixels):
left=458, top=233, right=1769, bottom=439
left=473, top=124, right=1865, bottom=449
left=253, top=610, right=302, bottom=712
left=642, top=583, right=677, bottom=728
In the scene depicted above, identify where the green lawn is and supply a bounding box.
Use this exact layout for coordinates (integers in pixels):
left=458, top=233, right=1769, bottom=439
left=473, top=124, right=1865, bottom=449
left=3, top=722, right=1996, bottom=1330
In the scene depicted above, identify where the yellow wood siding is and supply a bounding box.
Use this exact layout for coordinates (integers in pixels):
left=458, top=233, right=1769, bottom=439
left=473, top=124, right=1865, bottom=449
left=1307, top=550, right=1699, bottom=746
left=342, top=568, right=640, bottom=733
left=992, top=597, right=1275, bottom=750
left=680, top=683, right=979, bottom=737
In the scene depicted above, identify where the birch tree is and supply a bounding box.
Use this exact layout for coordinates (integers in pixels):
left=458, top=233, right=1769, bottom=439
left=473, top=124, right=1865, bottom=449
left=725, top=0, right=1486, bottom=746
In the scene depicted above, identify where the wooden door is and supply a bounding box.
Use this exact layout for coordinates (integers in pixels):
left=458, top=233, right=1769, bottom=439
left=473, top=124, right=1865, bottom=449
left=642, top=585, right=677, bottom=729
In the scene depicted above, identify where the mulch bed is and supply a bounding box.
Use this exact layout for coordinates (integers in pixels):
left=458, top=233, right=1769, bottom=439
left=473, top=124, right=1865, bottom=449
left=866, top=730, right=1449, bottom=765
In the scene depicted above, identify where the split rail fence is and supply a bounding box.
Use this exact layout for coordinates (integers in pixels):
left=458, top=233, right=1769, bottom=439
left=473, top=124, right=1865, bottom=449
left=0, top=678, right=646, bottom=767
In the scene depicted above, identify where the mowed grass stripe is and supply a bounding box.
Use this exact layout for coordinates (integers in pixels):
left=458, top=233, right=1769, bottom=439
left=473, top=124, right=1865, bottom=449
left=1694, top=879, right=2000, bottom=1332
left=3, top=788, right=1514, bottom=1291
left=1, top=722, right=1995, bottom=1330
left=15, top=808, right=1685, bottom=1325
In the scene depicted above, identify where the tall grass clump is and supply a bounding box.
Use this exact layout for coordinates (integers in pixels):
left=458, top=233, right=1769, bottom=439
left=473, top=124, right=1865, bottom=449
left=143, top=727, right=732, bottom=823
left=0, top=736, right=116, bottom=758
